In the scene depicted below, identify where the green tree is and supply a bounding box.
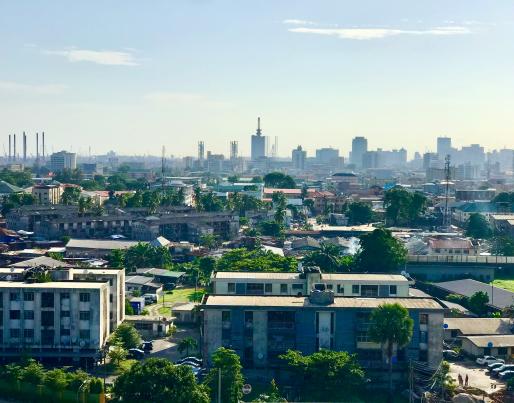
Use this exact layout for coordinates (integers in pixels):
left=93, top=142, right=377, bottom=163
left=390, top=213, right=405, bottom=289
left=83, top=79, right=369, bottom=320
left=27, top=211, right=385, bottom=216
left=44, top=368, right=68, bottom=395
left=465, top=213, right=492, bottom=238
left=347, top=201, right=374, bottom=225
left=215, top=248, right=297, bottom=272
left=109, top=344, right=128, bottom=367
left=279, top=349, right=365, bottom=401
left=356, top=228, right=407, bottom=272
left=124, top=243, right=173, bottom=271
left=259, top=221, right=284, bottom=237
left=125, top=299, right=134, bottom=315
left=60, top=186, right=81, bottom=205
left=303, top=243, right=344, bottom=272
left=0, top=168, right=34, bottom=187
left=252, top=379, right=286, bottom=402
left=199, top=233, right=220, bottom=250
left=108, top=249, right=125, bottom=268
left=20, top=359, right=45, bottom=384
left=468, top=291, right=489, bottom=315
left=113, top=358, right=209, bottom=403
left=369, top=303, right=414, bottom=398
left=491, top=236, right=514, bottom=256
left=178, top=337, right=198, bottom=357
left=206, top=347, right=244, bottom=403
left=1, top=193, right=35, bottom=215
left=384, top=188, right=427, bottom=226
left=264, top=172, right=296, bottom=188
left=111, top=323, right=142, bottom=349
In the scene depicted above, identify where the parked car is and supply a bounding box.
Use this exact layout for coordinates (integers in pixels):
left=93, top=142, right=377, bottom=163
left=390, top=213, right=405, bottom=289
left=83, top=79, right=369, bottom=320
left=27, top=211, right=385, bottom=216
left=443, top=350, right=460, bottom=361
left=492, top=364, right=514, bottom=377
left=500, top=370, right=514, bottom=380
left=476, top=356, right=504, bottom=366
left=128, top=348, right=145, bottom=359
left=140, top=341, right=153, bottom=352
left=176, top=363, right=201, bottom=375
left=143, top=294, right=158, bottom=304
left=487, top=362, right=505, bottom=372
left=176, top=357, right=202, bottom=367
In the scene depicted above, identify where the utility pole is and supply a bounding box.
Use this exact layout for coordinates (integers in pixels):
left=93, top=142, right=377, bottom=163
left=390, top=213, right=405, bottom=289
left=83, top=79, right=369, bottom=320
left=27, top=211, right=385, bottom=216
left=218, top=368, right=222, bottom=403
left=408, top=360, right=413, bottom=403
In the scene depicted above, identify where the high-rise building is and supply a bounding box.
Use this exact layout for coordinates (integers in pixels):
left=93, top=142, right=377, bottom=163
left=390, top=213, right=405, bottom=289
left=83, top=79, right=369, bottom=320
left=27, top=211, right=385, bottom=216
left=50, top=151, right=77, bottom=172
left=198, top=141, right=205, bottom=167
left=251, top=117, right=266, bottom=160
left=315, top=147, right=339, bottom=164
left=350, top=137, right=368, bottom=167
left=230, top=141, right=238, bottom=160
left=437, top=137, right=452, bottom=157
left=292, top=145, right=306, bottom=170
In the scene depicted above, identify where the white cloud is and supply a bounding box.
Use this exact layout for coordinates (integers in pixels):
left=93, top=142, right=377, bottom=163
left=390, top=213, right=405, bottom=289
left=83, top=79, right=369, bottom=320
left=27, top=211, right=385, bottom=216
left=0, top=81, right=67, bottom=94
left=283, top=19, right=316, bottom=26
left=288, top=26, right=471, bottom=40
left=143, top=91, right=231, bottom=108
left=44, top=48, right=138, bottom=66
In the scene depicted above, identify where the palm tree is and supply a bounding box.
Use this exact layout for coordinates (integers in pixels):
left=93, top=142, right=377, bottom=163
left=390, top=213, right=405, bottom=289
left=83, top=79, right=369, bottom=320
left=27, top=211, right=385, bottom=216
left=368, top=303, right=414, bottom=400
left=303, top=242, right=342, bottom=272
left=178, top=337, right=198, bottom=357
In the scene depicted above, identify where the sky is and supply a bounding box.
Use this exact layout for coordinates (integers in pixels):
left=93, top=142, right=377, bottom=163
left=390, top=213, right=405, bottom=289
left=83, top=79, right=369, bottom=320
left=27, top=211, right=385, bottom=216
left=1, top=0, right=514, bottom=159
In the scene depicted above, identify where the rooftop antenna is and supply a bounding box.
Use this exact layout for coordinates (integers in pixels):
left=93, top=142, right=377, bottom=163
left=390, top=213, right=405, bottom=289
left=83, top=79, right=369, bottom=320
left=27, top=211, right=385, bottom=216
left=443, top=154, right=451, bottom=229
left=256, top=117, right=262, bottom=136
left=13, top=133, right=16, bottom=161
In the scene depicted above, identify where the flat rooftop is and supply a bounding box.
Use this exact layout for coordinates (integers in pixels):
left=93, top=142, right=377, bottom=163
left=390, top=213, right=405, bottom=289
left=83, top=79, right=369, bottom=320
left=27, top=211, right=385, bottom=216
left=444, top=318, right=512, bottom=335
left=214, top=272, right=300, bottom=280
left=66, top=239, right=142, bottom=250
left=0, top=281, right=106, bottom=289
left=464, top=335, right=514, bottom=348
left=213, top=271, right=409, bottom=283
left=203, top=295, right=443, bottom=310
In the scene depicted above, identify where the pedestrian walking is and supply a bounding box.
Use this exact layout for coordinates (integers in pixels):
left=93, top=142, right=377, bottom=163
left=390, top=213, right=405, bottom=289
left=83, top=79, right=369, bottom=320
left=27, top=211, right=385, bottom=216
left=458, top=374, right=463, bottom=386
left=465, top=374, right=469, bottom=387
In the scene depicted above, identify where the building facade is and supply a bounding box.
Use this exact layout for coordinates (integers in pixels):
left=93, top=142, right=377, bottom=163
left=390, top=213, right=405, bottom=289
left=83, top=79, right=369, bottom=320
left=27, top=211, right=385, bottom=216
left=50, top=151, right=77, bottom=172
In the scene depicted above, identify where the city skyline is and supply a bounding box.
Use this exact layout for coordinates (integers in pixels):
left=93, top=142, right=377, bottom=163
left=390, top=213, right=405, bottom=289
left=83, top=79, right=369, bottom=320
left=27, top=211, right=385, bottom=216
left=1, top=1, right=514, bottom=156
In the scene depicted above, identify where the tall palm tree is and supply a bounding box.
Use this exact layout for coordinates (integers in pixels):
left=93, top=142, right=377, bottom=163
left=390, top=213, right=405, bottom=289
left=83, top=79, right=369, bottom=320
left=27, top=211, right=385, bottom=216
left=369, top=303, right=414, bottom=401
left=303, top=242, right=342, bottom=272
left=178, top=337, right=198, bottom=357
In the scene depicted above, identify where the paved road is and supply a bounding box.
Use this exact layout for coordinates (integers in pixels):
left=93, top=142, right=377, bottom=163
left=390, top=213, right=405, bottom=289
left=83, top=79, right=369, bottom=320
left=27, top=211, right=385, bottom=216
left=450, top=361, right=506, bottom=395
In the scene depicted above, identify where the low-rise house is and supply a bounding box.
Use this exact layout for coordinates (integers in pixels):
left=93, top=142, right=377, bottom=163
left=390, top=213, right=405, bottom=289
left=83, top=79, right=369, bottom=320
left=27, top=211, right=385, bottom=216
left=490, top=214, right=514, bottom=237
left=461, top=335, right=514, bottom=359
left=173, top=302, right=199, bottom=324
left=135, top=268, right=185, bottom=285
left=65, top=239, right=142, bottom=259
left=125, top=275, right=163, bottom=295
left=444, top=318, right=513, bottom=342
left=427, top=238, right=478, bottom=256
left=124, top=315, right=172, bottom=338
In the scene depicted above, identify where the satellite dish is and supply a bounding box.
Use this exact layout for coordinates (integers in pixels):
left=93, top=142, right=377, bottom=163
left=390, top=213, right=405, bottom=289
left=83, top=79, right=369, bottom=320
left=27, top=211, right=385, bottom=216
left=6, top=275, right=11, bottom=281
left=79, top=341, right=85, bottom=347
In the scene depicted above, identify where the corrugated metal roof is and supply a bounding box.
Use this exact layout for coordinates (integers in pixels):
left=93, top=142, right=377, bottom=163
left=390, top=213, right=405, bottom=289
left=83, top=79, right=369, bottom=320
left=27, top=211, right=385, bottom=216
left=464, top=335, right=514, bottom=348
left=444, top=318, right=512, bottom=335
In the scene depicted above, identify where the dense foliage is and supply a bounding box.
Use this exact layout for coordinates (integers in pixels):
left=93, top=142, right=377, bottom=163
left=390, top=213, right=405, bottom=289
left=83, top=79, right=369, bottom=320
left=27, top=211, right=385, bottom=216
left=110, top=323, right=142, bottom=349
left=383, top=188, right=427, bottom=226
left=303, top=243, right=353, bottom=272
left=215, top=248, right=297, bottom=272
left=108, top=242, right=173, bottom=271
left=205, top=348, right=244, bottom=403
left=356, top=228, right=407, bottom=272
left=466, top=213, right=492, bottom=239
left=113, top=358, right=209, bottom=403
left=347, top=201, right=374, bottom=225
left=263, top=172, right=296, bottom=189
left=468, top=291, right=489, bottom=315
left=1, top=193, right=35, bottom=215
left=279, top=349, right=365, bottom=401
left=0, top=168, right=33, bottom=187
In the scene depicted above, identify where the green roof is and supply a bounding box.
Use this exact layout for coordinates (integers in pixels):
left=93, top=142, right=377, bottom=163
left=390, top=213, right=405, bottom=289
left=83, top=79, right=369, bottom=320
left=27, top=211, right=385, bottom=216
left=0, top=180, right=24, bottom=194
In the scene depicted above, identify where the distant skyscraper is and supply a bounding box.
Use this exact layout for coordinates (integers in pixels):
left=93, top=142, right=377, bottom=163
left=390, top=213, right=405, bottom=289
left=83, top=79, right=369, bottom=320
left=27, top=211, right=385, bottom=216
left=230, top=141, right=238, bottom=160
left=198, top=141, right=205, bottom=167
left=437, top=137, right=452, bottom=157
left=292, top=145, right=306, bottom=170
left=251, top=117, right=266, bottom=160
left=316, top=147, right=339, bottom=164
left=350, top=137, right=368, bottom=167
left=50, top=151, right=77, bottom=171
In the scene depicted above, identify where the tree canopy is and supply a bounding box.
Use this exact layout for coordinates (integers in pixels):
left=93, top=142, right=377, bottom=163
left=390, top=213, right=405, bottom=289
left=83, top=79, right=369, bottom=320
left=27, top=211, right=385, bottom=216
left=302, top=243, right=351, bottom=272
left=356, top=228, right=407, bottom=272
left=205, top=347, right=244, bottom=403
left=468, top=291, right=489, bottom=315
left=122, top=242, right=173, bottom=271
left=215, top=248, right=297, bottom=272
left=383, top=188, right=427, bottom=226
left=466, top=213, right=492, bottom=239
left=347, top=201, right=374, bottom=225
left=263, top=172, right=296, bottom=189
left=110, top=323, right=142, bottom=349
left=113, top=358, right=209, bottom=403
left=279, top=349, right=365, bottom=401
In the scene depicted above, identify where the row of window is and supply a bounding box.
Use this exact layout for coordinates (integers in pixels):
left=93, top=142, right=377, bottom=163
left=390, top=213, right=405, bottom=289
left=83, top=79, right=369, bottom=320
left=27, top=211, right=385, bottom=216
left=4, top=310, right=91, bottom=322
left=226, top=282, right=398, bottom=296
left=0, top=292, right=90, bottom=304
left=2, top=329, right=90, bottom=341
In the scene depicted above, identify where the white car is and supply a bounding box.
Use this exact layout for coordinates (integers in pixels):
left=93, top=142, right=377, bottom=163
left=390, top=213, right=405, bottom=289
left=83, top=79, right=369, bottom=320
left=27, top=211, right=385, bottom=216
left=476, top=356, right=504, bottom=366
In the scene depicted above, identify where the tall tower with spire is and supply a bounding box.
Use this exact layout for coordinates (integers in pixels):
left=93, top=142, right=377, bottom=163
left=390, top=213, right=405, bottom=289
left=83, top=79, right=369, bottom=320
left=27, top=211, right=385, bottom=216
left=251, top=117, right=266, bottom=160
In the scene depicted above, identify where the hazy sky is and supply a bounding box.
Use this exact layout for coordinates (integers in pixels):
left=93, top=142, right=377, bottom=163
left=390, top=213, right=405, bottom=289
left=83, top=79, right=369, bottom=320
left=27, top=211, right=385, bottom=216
left=1, top=0, right=514, bottom=158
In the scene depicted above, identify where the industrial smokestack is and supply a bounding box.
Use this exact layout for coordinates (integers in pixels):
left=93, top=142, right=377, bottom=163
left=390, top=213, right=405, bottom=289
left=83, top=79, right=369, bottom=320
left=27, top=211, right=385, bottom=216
left=42, top=132, right=45, bottom=160
left=8, top=135, right=11, bottom=161
left=13, top=133, right=16, bottom=161
left=23, top=131, right=27, bottom=161
left=36, top=132, right=39, bottom=162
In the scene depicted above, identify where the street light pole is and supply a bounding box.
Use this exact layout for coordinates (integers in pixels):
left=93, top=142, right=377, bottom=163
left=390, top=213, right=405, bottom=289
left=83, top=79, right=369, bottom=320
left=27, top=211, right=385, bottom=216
left=218, top=368, right=222, bottom=403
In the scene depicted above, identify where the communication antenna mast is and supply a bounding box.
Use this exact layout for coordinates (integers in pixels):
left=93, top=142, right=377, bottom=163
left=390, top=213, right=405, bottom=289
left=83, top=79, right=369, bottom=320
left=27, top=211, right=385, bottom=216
left=443, top=154, right=451, bottom=229
left=161, top=145, right=166, bottom=190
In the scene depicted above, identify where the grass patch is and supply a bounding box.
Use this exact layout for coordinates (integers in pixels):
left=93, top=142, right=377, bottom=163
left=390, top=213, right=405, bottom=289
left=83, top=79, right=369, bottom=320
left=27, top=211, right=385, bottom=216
left=158, top=306, right=171, bottom=315
left=491, top=277, right=514, bottom=292
left=161, top=287, right=204, bottom=305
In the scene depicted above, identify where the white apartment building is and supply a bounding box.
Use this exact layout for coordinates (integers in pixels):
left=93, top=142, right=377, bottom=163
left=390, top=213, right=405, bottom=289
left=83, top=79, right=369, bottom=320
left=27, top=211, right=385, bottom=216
left=211, top=270, right=411, bottom=298
left=0, top=281, right=109, bottom=363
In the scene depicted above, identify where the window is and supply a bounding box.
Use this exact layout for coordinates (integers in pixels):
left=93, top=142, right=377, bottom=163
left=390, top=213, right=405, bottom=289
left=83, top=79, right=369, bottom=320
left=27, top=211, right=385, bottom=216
left=389, top=285, right=397, bottom=295
left=61, top=310, right=70, bottom=318
left=79, top=330, right=90, bottom=340
left=292, top=284, right=303, bottom=290
left=498, top=347, right=508, bottom=355
left=41, top=293, right=54, bottom=308
left=10, top=293, right=20, bottom=301
left=24, top=292, right=34, bottom=301
left=79, top=293, right=90, bottom=302
left=222, top=311, right=231, bottom=322
left=24, top=310, right=34, bottom=320
left=109, top=294, right=113, bottom=303
left=9, top=310, right=20, bottom=319
left=265, top=284, right=272, bottom=293
left=361, top=285, right=378, bottom=297
left=280, top=284, right=288, bottom=293
left=80, top=311, right=90, bottom=321
left=337, top=284, right=344, bottom=294
left=419, top=331, right=428, bottom=343
left=41, top=329, right=54, bottom=345
left=23, top=329, right=34, bottom=338
left=246, top=283, right=264, bottom=295
left=41, top=311, right=54, bottom=326
left=60, top=292, right=70, bottom=300
left=326, top=284, right=333, bottom=290
left=60, top=328, right=70, bottom=336
left=352, top=285, right=360, bottom=294
left=227, top=283, right=235, bottom=293
left=484, top=347, right=492, bottom=355
left=420, top=314, right=429, bottom=325
left=10, top=329, right=20, bottom=338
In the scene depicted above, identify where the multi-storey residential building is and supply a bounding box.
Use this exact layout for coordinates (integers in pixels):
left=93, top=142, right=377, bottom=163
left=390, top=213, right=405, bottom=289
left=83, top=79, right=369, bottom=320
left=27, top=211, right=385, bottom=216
left=0, top=281, right=109, bottom=364
left=50, top=151, right=77, bottom=171
left=202, top=293, right=444, bottom=369
left=211, top=270, right=411, bottom=298
left=32, top=184, right=63, bottom=205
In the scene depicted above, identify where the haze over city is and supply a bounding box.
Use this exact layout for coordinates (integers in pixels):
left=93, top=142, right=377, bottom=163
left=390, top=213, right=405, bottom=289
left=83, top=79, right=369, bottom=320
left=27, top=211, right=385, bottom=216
left=1, top=0, right=514, bottom=156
